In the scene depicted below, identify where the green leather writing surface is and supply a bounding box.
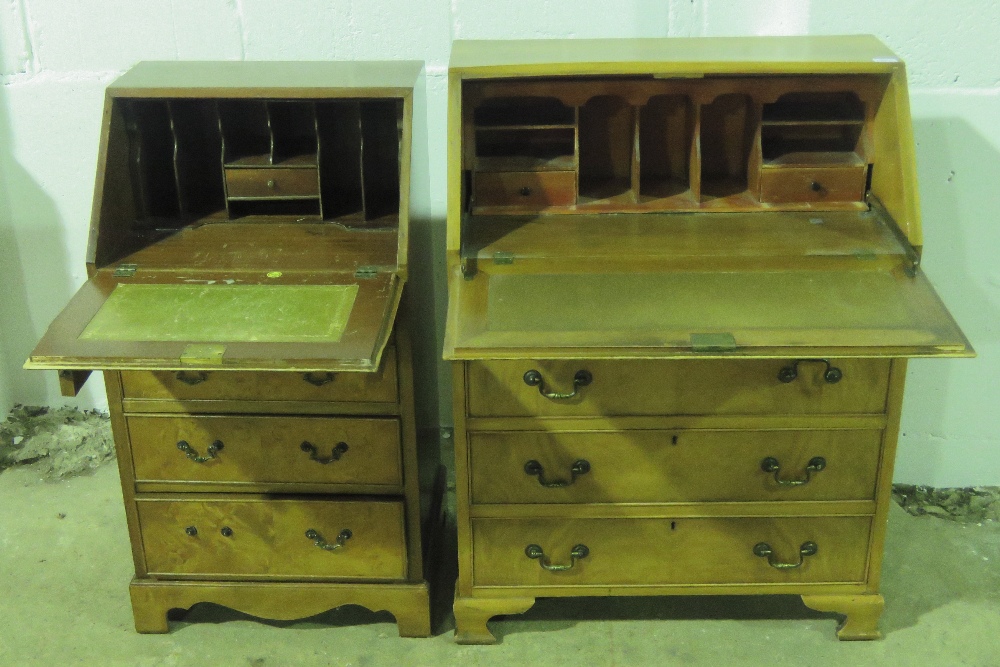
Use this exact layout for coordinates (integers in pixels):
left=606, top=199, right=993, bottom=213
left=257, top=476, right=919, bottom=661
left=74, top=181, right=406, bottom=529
left=80, top=284, right=358, bottom=343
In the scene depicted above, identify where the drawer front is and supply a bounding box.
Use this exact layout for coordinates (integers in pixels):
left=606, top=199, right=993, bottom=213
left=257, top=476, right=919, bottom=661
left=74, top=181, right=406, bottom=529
left=467, top=358, right=890, bottom=417
left=128, top=415, right=401, bottom=487
left=470, top=429, right=882, bottom=504
left=137, top=498, right=406, bottom=578
left=225, top=167, right=320, bottom=199
left=121, top=347, right=398, bottom=403
left=474, top=171, right=576, bottom=209
left=758, top=166, right=866, bottom=204
left=473, top=516, right=870, bottom=588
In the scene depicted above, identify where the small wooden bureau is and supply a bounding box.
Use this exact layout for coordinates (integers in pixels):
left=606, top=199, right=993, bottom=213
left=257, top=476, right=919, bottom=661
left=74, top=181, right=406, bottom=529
left=443, top=37, right=973, bottom=643
left=27, top=61, right=433, bottom=635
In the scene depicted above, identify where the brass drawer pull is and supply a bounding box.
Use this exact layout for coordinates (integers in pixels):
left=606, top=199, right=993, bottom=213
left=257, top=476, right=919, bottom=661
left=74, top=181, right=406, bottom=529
left=524, top=459, right=591, bottom=487
left=175, top=370, right=208, bottom=385
left=305, top=528, right=352, bottom=551
left=760, top=456, right=826, bottom=486
left=523, top=369, right=592, bottom=400
left=754, top=541, right=818, bottom=569
left=303, top=372, right=335, bottom=387
left=300, top=441, right=349, bottom=464
left=525, top=544, right=589, bottom=571
left=777, top=359, right=842, bottom=384
left=176, top=439, right=224, bottom=463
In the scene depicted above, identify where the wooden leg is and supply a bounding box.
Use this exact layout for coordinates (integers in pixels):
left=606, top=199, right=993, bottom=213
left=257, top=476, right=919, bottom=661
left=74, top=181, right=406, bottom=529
left=129, top=586, right=172, bottom=633
left=801, top=594, right=885, bottom=640
left=391, top=586, right=432, bottom=638
left=453, top=595, right=535, bottom=644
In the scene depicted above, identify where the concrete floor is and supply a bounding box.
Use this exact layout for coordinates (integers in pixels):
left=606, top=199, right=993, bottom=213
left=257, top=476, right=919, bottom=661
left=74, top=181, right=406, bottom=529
left=1, top=464, right=998, bottom=667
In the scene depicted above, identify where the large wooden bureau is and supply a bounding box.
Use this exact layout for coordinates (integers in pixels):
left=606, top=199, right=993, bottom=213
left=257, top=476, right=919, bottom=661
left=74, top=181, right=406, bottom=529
left=27, top=61, right=433, bottom=636
left=443, top=37, right=973, bottom=643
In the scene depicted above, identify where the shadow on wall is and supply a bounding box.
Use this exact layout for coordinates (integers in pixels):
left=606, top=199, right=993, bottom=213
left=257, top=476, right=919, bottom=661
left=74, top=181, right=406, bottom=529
left=406, top=66, right=452, bottom=452
left=897, top=117, right=1000, bottom=483
left=0, top=70, right=74, bottom=415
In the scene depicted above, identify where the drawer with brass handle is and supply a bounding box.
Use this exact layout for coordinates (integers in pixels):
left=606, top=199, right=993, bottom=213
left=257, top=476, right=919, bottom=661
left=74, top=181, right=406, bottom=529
left=472, top=516, right=870, bottom=588
left=121, top=347, right=398, bottom=404
left=466, top=358, right=890, bottom=418
left=136, top=497, right=406, bottom=579
left=128, top=415, right=401, bottom=487
left=469, top=429, right=882, bottom=504
left=224, top=167, right=320, bottom=199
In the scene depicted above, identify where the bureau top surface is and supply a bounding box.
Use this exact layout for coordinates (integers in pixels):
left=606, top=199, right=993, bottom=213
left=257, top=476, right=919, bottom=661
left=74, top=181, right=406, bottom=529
left=109, top=60, right=422, bottom=97
left=450, top=36, right=901, bottom=76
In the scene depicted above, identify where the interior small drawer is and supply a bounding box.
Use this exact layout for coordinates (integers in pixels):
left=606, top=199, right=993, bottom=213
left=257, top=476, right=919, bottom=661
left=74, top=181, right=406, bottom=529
left=472, top=516, right=871, bottom=588
left=466, top=358, right=890, bottom=418
left=128, top=415, right=401, bottom=487
left=137, top=497, right=406, bottom=579
left=225, top=167, right=320, bottom=199
left=473, top=171, right=576, bottom=209
left=121, top=348, right=398, bottom=404
left=470, top=429, right=881, bottom=505
left=758, top=165, right=866, bottom=204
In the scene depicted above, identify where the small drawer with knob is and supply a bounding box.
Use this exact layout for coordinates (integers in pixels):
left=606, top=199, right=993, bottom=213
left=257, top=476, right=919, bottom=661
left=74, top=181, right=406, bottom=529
left=136, top=497, right=406, bottom=579
left=127, top=415, right=401, bottom=489
left=466, top=358, right=891, bottom=418
left=758, top=165, right=866, bottom=205
left=471, top=516, right=871, bottom=588
left=224, top=167, right=320, bottom=199
left=473, top=170, right=576, bottom=210
left=469, top=428, right=882, bottom=505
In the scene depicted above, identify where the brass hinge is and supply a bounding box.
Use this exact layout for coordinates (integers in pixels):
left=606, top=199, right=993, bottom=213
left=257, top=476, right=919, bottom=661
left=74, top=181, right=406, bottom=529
left=492, top=251, right=514, bottom=265
left=113, top=263, right=138, bottom=277
left=354, top=266, right=379, bottom=279
left=690, top=333, right=737, bottom=352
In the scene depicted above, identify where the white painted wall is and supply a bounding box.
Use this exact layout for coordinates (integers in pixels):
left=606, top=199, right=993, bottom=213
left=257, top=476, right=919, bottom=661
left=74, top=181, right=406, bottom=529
left=1, top=1, right=996, bottom=486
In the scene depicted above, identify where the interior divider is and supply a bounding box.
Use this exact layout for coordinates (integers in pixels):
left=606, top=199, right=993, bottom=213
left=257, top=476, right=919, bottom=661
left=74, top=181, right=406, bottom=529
left=169, top=99, right=225, bottom=221
left=126, top=100, right=180, bottom=224
left=360, top=100, right=402, bottom=223
left=317, top=101, right=364, bottom=221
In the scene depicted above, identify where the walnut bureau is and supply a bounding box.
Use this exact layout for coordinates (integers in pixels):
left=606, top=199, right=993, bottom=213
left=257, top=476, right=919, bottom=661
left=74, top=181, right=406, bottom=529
left=27, top=61, right=433, bottom=636
left=443, top=37, right=973, bottom=643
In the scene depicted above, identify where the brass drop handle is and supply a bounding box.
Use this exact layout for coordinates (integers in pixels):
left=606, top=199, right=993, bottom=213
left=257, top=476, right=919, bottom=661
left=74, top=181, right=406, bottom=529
left=761, top=456, right=826, bottom=486
left=301, top=441, right=348, bottom=464
left=175, top=370, right=208, bottom=386
left=306, top=528, right=352, bottom=551
left=525, top=544, right=589, bottom=571
left=777, top=359, right=842, bottom=384
left=176, top=439, right=224, bottom=463
left=523, top=369, right=593, bottom=400
left=303, top=372, right=335, bottom=387
left=524, top=459, right=591, bottom=487
left=754, top=541, right=818, bottom=569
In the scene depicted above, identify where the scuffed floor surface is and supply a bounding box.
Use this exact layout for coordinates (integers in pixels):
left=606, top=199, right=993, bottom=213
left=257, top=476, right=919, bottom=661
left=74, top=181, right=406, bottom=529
left=0, top=464, right=998, bottom=667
